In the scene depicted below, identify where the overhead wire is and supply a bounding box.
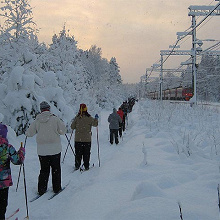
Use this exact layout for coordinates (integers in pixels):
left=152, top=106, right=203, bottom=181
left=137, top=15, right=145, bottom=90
left=145, top=0, right=218, bottom=83
left=160, top=1, right=220, bottom=67
left=178, top=0, right=214, bottom=48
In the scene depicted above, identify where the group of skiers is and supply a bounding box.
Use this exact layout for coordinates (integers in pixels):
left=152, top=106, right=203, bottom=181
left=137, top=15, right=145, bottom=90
left=0, top=98, right=136, bottom=219
left=108, top=98, right=136, bottom=145
left=0, top=102, right=98, bottom=219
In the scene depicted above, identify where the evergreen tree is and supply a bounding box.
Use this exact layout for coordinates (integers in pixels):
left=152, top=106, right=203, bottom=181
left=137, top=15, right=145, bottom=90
left=197, top=55, right=220, bottom=101
left=109, top=57, right=122, bottom=84
left=0, top=0, right=36, bottom=39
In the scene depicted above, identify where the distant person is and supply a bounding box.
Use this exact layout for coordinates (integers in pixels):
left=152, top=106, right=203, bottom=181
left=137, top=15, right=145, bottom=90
left=120, top=101, right=128, bottom=131
left=128, top=97, right=136, bottom=112
left=71, top=103, right=98, bottom=171
left=0, top=123, right=25, bottom=220
left=117, top=107, right=124, bottom=138
left=108, top=108, right=122, bottom=145
left=25, top=101, right=66, bottom=195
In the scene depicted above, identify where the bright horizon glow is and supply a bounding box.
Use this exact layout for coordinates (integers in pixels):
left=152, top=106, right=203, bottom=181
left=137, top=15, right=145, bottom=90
left=1, top=0, right=219, bottom=83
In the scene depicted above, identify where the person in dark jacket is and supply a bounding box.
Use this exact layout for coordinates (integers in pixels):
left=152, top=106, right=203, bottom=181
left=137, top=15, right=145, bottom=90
left=71, top=103, right=98, bottom=170
left=108, top=108, right=122, bottom=145
left=120, top=101, right=128, bottom=131
left=0, top=123, right=25, bottom=220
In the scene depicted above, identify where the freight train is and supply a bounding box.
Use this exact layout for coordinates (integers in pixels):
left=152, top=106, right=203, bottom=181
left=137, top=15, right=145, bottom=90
left=147, top=87, right=193, bottom=101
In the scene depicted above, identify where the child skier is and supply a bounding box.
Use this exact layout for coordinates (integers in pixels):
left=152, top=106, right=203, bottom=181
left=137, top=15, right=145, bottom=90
left=0, top=123, right=25, bottom=220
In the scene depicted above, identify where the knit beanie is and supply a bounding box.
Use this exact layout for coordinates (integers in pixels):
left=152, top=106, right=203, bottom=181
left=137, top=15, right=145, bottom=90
left=79, top=103, right=87, bottom=115
left=0, top=123, right=8, bottom=138
left=40, top=101, right=50, bottom=111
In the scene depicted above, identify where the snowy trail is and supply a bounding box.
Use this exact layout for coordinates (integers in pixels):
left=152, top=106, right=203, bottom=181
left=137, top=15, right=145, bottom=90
left=7, top=101, right=220, bottom=219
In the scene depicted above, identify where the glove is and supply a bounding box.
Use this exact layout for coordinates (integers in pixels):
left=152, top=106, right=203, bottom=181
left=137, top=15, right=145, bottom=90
left=18, top=147, right=25, bottom=163
left=95, top=114, right=99, bottom=119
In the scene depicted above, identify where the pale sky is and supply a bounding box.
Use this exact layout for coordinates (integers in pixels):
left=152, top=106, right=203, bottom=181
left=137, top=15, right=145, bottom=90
left=5, top=0, right=220, bottom=83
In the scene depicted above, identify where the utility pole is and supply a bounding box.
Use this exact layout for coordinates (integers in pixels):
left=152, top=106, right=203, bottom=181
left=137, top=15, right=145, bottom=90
left=160, top=54, right=163, bottom=101
left=191, top=15, right=197, bottom=104
left=188, top=2, right=220, bottom=104
left=145, top=69, right=148, bottom=98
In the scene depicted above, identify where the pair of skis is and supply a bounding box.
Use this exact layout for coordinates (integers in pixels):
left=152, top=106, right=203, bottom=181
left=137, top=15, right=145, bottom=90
left=72, top=163, right=95, bottom=173
left=6, top=208, right=19, bottom=220
left=30, top=181, right=70, bottom=202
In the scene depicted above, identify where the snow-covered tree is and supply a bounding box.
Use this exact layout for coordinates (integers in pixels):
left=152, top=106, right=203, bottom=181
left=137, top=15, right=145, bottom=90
left=0, top=66, right=42, bottom=135
left=197, top=55, right=220, bottom=102
left=0, top=0, right=36, bottom=39
left=0, top=0, right=39, bottom=76
left=0, top=1, right=126, bottom=134
left=109, top=57, right=122, bottom=85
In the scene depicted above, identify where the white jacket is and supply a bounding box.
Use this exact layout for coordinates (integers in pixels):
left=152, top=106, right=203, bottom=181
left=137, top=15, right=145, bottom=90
left=25, top=111, right=66, bottom=156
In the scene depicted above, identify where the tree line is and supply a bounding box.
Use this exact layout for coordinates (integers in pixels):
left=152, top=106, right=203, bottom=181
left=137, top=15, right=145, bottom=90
left=0, top=0, right=126, bottom=135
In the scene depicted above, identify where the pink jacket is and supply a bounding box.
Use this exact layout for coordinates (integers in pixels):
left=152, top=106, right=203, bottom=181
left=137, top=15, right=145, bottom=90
left=0, top=137, right=25, bottom=189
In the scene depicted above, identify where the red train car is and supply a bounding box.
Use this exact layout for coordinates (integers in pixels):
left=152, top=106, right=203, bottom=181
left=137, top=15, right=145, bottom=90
left=147, top=87, right=193, bottom=101
left=182, top=87, right=193, bottom=101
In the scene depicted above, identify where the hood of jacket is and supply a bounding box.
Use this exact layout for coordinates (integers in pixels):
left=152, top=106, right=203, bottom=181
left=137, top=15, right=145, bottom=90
left=0, top=137, right=8, bottom=145
left=36, top=111, right=52, bottom=123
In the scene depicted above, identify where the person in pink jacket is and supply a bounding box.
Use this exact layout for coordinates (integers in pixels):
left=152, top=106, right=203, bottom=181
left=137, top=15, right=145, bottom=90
left=0, top=123, right=25, bottom=220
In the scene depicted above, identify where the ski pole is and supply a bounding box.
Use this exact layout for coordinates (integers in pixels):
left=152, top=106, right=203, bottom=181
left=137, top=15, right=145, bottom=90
left=178, top=202, right=183, bottom=220
left=21, top=145, right=29, bottom=219
left=62, top=131, right=74, bottom=163
left=97, top=126, right=100, bottom=167
left=16, top=136, right=27, bottom=192
left=218, top=184, right=220, bottom=213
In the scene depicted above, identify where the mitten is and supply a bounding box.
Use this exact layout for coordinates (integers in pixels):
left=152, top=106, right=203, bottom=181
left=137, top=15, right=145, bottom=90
left=18, top=147, right=25, bottom=163
left=95, top=114, right=99, bottom=119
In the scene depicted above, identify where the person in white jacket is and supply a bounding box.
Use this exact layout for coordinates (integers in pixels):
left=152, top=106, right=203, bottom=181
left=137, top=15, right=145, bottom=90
left=25, top=101, right=66, bottom=195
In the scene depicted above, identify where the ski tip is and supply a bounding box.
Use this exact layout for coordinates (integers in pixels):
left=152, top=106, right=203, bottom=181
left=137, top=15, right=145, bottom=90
left=6, top=208, right=20, bottom=220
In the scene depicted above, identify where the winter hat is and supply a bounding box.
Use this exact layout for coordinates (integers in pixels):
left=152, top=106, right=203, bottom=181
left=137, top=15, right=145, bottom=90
left=79, top=103, right=88, bottom=115
left=0, top=123, right=8, bottom=138
left=40, top=101, right=50, bottom=111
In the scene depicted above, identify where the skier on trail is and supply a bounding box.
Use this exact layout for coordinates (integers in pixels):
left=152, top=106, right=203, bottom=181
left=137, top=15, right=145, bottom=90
left=117, top=107, right=124, bottom=138
left=108, top=108, right=122, bottom=145
left=120, top=101, right=128, bottom=131
left=0, top=123, right=25, bottom=220
left=128, top=97, right=136, bottom=112
left=25, top=101, right=66, bottom=196
left=71, top=103, right=98, bottom=171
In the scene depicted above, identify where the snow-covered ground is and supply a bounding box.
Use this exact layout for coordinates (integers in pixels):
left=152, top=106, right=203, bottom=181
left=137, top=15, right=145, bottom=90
left=6, top=100, right=220, bottom=220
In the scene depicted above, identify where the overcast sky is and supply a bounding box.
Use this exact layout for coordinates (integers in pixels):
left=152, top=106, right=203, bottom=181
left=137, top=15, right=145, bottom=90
left=8, top=0, right=220, bottom=83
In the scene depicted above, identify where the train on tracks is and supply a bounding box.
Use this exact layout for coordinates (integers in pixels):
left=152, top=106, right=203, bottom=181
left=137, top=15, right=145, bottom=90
left=147, top=87, right=193, bottom=101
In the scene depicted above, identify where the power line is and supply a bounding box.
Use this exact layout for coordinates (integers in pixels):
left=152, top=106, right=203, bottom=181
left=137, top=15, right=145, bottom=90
left=161, top=1, right=220, bottom=67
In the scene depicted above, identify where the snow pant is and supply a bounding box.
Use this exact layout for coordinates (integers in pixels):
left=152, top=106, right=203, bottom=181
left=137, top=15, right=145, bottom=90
left=119, top=123, right=122, bottom=137
left=122, top=115, right=126, bottom=131
left=110, top=129, right=119, bottom=145
left=38, top=153, right=61, bottom=195
left=0, top=187, right=9, bottom=220
left=75, top=142, right=91, bottom=169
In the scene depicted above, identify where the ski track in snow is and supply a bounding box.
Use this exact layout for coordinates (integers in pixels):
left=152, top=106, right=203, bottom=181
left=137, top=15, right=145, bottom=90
left=7, top=100, right=220, bottom=220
